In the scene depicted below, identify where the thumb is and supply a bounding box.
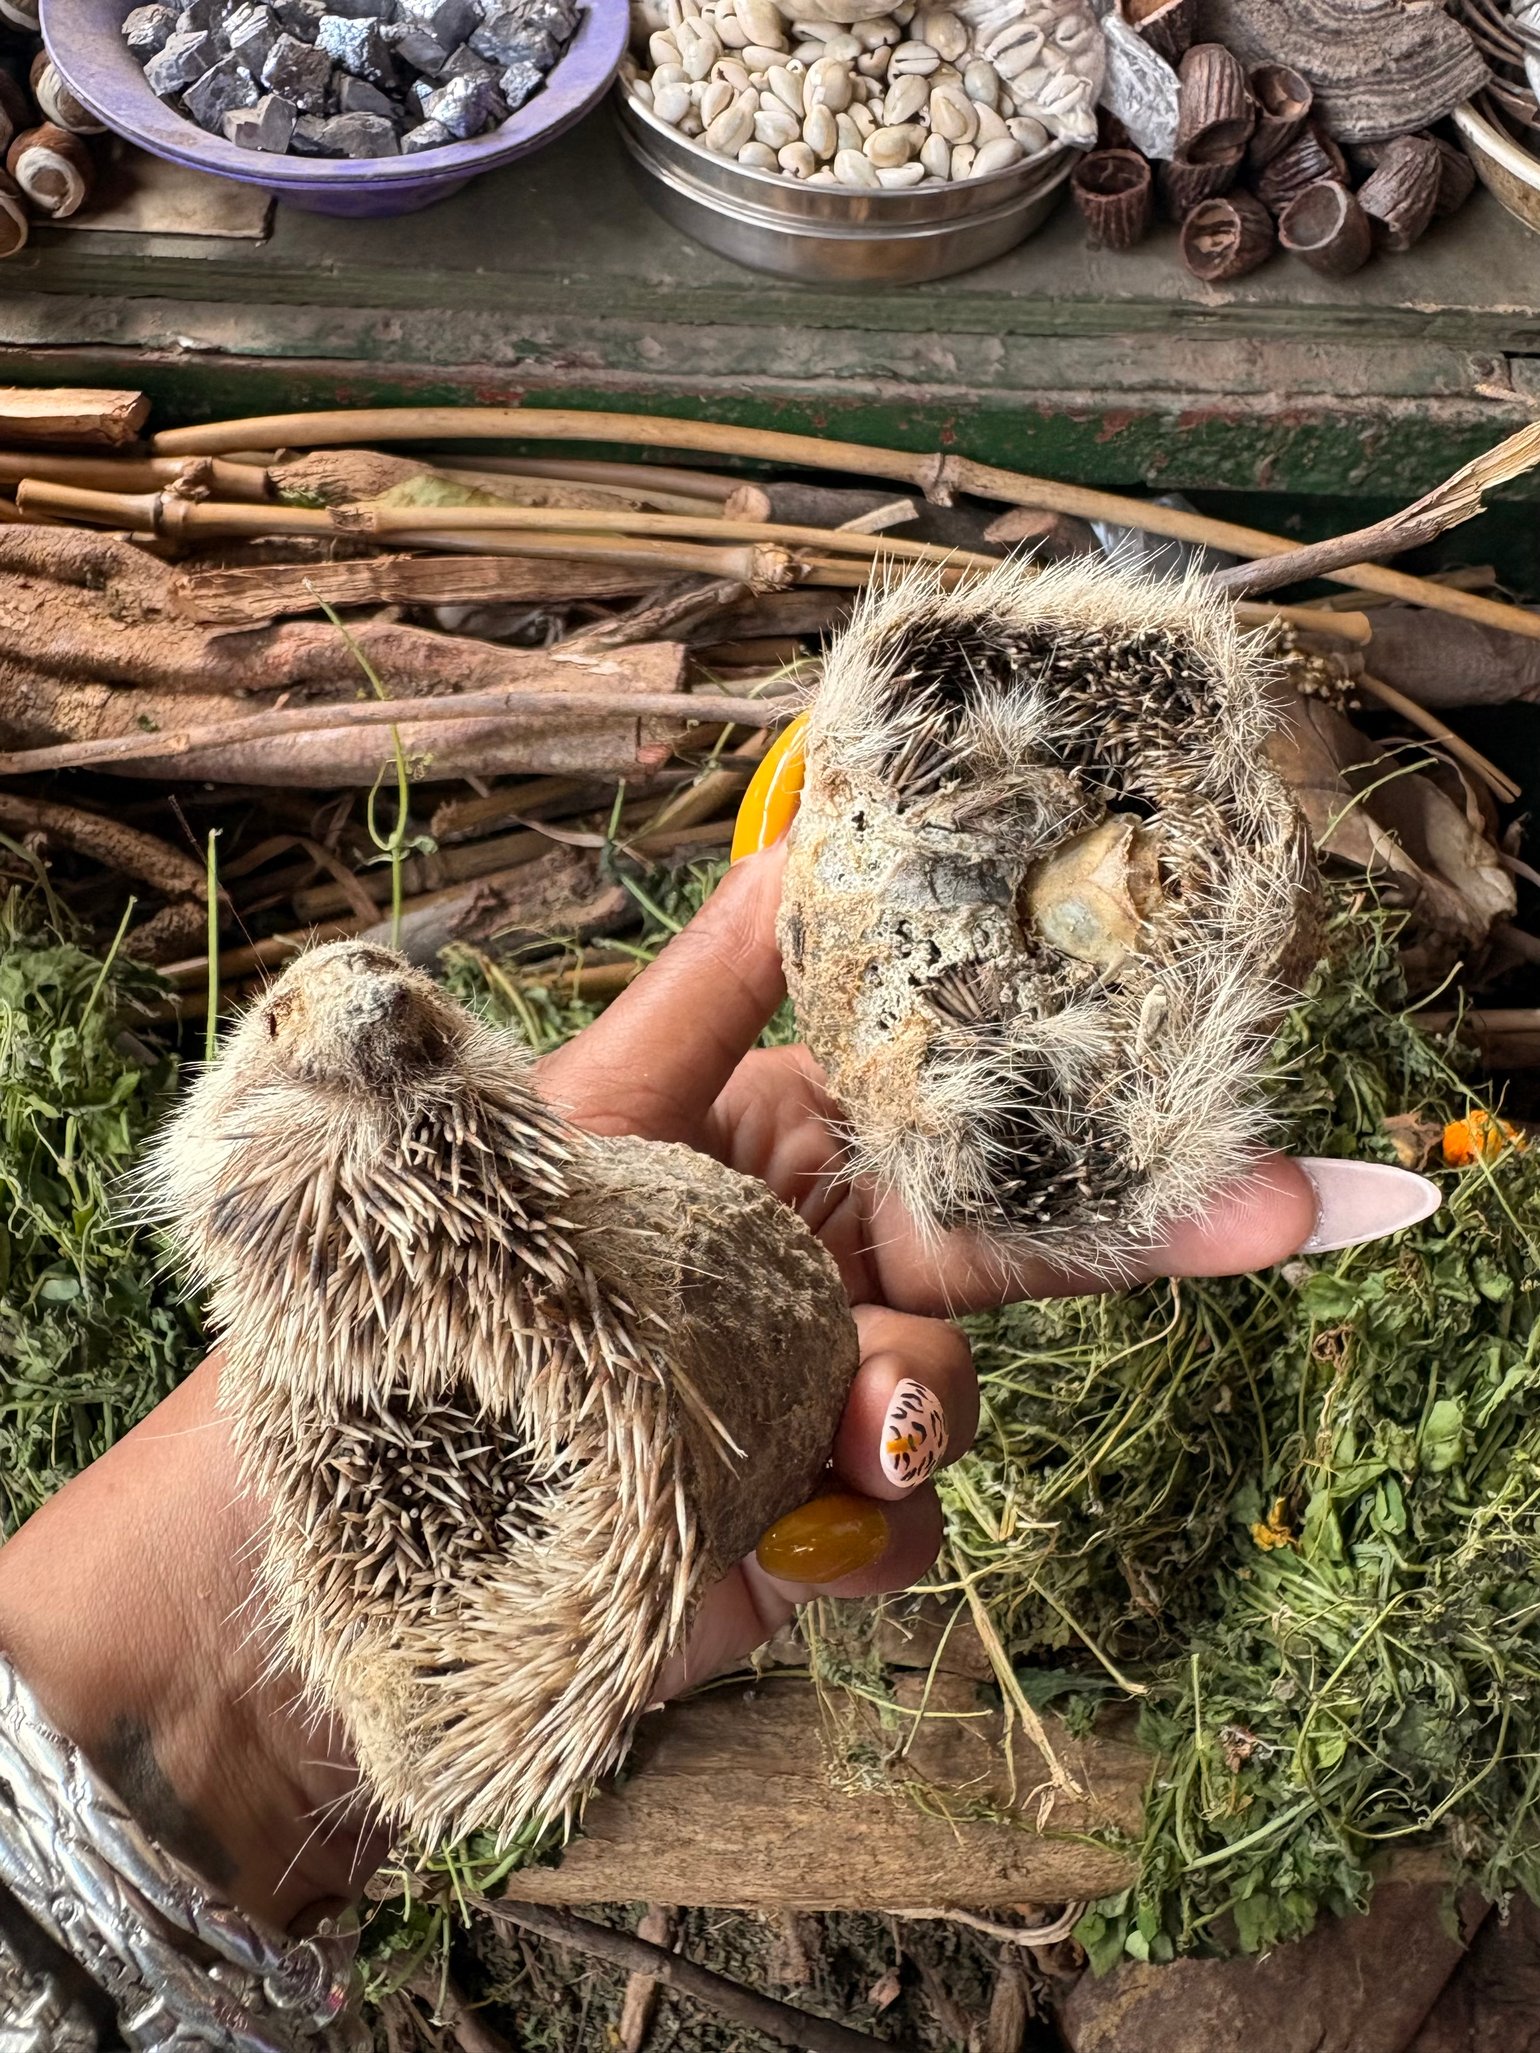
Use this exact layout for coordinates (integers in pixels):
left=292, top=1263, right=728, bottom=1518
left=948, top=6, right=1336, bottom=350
left=536, top=839, right=790, bottom=1142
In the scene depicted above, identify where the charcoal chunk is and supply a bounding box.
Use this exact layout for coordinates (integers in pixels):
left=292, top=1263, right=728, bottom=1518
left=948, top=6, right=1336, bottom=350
left=380, top=23, right=448, bottom=70
left=408, top=74, right=435, bottom=112
left=498, top=55, right=543, bottom=105
left=122, top=4, right=179, bottom=54
left=423, top=70, right=503, bottom=133
left=184, top=53, right=260, bottom=129
left=144, top=27, right=216, bottom=92
left=224, top=1, right=277, bottom=71
left=470, top=4, right=556, bottom=65
left=261, top=31, right=332, bottom=108
left=400, top=115, right=452, bottom=149
left=337, top=72, right=398, bottom=114
left=176, top=0, right=215, bottom=26
left=314, top=108, right=400, bottom=151
left=316, top=14, right=396, bottom=84
left=289, top=109, right=330, bottom=149
left=272, top=0, right=324, bottom=31
left=395, top=0, right=479, bottom=47
left=437, top=41, right=496, bottom=80
left=223, top=88, right=298, bottom=146
left=320, top=0, right=387, bottom=13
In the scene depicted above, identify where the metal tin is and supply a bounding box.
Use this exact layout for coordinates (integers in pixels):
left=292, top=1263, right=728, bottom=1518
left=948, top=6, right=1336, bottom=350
left=1454, top=98, right=1540, bottom=236
left=616, top=86, right=1075, bottom=285
left=42, top=0, right=627, bottom=218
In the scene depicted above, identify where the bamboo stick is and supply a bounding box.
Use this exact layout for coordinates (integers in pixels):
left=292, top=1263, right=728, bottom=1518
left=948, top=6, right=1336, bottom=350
left=455, top=456, right=741, bottom=502
left=1234, top=600, right=1373, bottom=643
left=147, top=407, right=1540, bottom=643
left=0, top=452, right=269, bottom=497
left=0, top=688, right=789, bottom=778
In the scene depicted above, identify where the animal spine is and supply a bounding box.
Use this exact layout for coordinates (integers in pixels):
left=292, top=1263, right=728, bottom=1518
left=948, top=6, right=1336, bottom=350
left=779, top=557, right=1314, bottom=1270
left=151, top=943, right=857, bottom=1845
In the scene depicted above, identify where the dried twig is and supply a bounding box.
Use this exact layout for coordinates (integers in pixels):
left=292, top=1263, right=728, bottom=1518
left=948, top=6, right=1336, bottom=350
left=406, top=1969, right=516, bottom=2053
left=0, top=790, right=205, bottom=897
left=1354, top=671, right=1521, bottom=805
left=171, top=555, right=650, bottom=625
left=617, top=1905, right=674, bottom=2053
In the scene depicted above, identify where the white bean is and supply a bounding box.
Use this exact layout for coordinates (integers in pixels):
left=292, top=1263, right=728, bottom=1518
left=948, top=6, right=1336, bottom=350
left=712, top=54, right=752, bottom=84
left=876, top=160, right=925, bottom=184
left=766, top=61, right=804, bottom=110
left=889, top=37, right=939, bottom=72
left=972, top=99, right=1006, bottom=141
left=962, top=56, right=998, bottom=103
left=882, top=71, right=928, bottom=122
left=652, top=59, right=688, bottom=82
left=833, top=144, right=878, bottom=184
left=948, top=139, right=974, bottom=177
left=916, top=7, right=966, bottom=57
left=738, top=137, right=779, bottom=164
left=716, top=9, right=752, bottom=43
left=970, top=133, right=1022, bottom=173
left=778, top=138, right=816, bottom=173
left=848, top=98, right=875, bottom=133
left=856, top=44, right=891, bottom=73
left=818, top=29, right=862, bottom=56
left=834, top=108, right=864, bottom=147
left=802, top=100, right=837, bottom=154
left=1007, top=112, right=1048, bottom=152
left=919, top=129, right=950, bottom=175
left=806, top=55, right=853, bottom=108
left=754, top=102, right=800, bottom=144
left=675, top=17, right=723, bottom=76
left=651, top=80, right=692, bottom=121
left=704, top=87, right=756, bottom=149
left=853, top=15, right=900, bottom=45
left=736, top=0, right=786, bottom=43
left=630, top=75, right=655, bottom=102
left=740, top=41, right=787, bottom=65
left=928, top=80, right=976, bottom=140
left=648, top=27, right=681, bottom=65
left=699, top=75, right=733, bottom=122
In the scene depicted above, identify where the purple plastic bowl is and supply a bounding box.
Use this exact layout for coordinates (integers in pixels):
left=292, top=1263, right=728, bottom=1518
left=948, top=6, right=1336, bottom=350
left=41, top=0, right=627, bottom=216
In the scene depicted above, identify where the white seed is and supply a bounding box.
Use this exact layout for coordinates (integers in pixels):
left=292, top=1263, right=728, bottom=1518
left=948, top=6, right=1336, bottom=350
left=833, top=144, right=878, bottom=184
left=1007, top=112, right=1049, bottom=152
left=738, top=137, right=779, bottom=164
left=864, top=120, right=916, bottom=164
left=681, top=108, right=704, bottom=130
left=876, top=160, right=925, bottom=184
left=704, top=87, right=755, bottom=149
left=651, top=80, right=692, bottom=121
left=949, top=139, right=974, bottom=177
left=778, top=137, right=816, bottom=173
left=883, top=71, right=928, bottom=122
left=834, top=108, right=864, bottom=147
left=928, top=79, right=976, bottom=140
left=766, top=61, right=804, bottom=110
left=676, top=17, right=723, bottom=75
left=848, top=97, right=875, bottom=132
left=791, top=38, right=825, bottom=59
left=648, top=27, right=681, bottom=65
left=802, top=100, right=837, bottom=153
left=806, top=55, right=853, bottom=108
left=857, top=44, right=891, bottom=74
left=962, top=56, right=998, bottom=103
left=716, top=8, right=752, bottom=42
left=630, top=74, right=655, bottom=102
left=807, top=166, right=838, bottom=182
left=754, top=101, right=800, bottom=144
left=818, top=29, right=862, bottom=56
left=853, top=14, right=901, bottom=45
left=972, top=99, right=1007, bottom=140
left=919, top=128, right=950, bottom=175
left=889, top=37, right=940, bottom=73
left=970, top=133, right=1023, bottom=173
left=700, top=75, right=734, bottom=122
left=736, top=0, right=786, bottom=44
left=916, top=7, right=966, bottom=58
left=652, top=59, right=689, bottom=82
left=713, top=53, right=752, bottom=84
left=791, top=15, right=833, bottom=35
left=740, top=41, right=787, bottom=65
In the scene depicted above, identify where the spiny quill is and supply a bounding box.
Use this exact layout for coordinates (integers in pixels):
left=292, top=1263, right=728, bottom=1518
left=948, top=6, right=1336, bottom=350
left=780, top=557, right=1316, bottom=1271
left=147, top=941, right=858, bottom=1846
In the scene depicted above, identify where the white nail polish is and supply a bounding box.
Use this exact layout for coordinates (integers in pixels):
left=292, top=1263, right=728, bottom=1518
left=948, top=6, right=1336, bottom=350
left=1296, top=1158, right=1442, bottom=1255
left=880, top=1379, right=948, bottom=1488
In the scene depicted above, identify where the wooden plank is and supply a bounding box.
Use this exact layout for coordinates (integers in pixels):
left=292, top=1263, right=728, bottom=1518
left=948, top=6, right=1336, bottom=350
left=504, top=1676, right=1146, bottom=1911
left=0, top=386, right=147, bottom=446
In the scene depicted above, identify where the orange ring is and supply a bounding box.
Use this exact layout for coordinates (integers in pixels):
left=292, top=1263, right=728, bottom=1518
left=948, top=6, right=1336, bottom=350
left=730, top=711, right=810, bottom=864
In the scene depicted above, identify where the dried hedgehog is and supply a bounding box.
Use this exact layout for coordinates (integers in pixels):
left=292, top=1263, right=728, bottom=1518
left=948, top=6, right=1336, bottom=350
left=150, top=942, right=858, bottom=1845
left=779, top=557, right=1315, bottom=1269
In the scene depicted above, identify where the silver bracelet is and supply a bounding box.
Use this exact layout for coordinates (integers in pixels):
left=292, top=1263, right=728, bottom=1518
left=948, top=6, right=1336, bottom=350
left=0, top=1649, right=370, bottom=2051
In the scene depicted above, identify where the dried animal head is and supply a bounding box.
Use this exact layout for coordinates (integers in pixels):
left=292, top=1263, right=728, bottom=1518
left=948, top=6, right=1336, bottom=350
left=150, top=941, right=857, bottom=1844
left=779, top=558, right=1315, bottom=1271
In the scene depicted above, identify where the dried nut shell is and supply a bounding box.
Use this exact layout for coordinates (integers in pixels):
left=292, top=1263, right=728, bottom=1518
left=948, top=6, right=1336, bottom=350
left=737, top=137, right=779, bottom=164
left=741, top=41, right=789, bottom=65
left=651, top=80, right=692, bottom=120
left=699, top=75, right=734, bottom=122
left=651, top=60, right=689, bottom=83
left=676, top=17, right=723, bottom=74
left=920, top=129, right=951, bottom=174
left=833, top=142, right=879, bottom=181
left=704, top=88, right=756, bottom=149
left=876, top=159, right=926, bottom=183
left=1245, top=61, right=1310, bottom=170
left=1157, top=148, right=1239, bottom=216
left=883, top=70, right=929, bottom=121
left=1255, top=121, right=1346, bottom=211
left=963, top=56, right=1000, bottom=102
left=819, top=30, right=862, bottom=57
left=866, top=120, right=918, bottom=163
left=835, top=109, right=864, bottom=146
left=1008, top=113, right=1049, bottom=150
left=918, top=7, right=968, bottom=59
left=0, top=72, right=29, bottom=158
left=1180, top=186, right=1275, bottom=279
left=1175, top=42, right=1254, bottom=163
left=807, top=54, right=855, bottom=105
left=755, top=102, right=801, bottom=144
left=1120, top=0, right=1193, bottom=66
left=649, top=27, right=681, bottom=64
left=929, top=80, right=978, bottom=140
left=716, top=10, right=753, bottom=46
left=856, top=47, right=891, bottom=75
left=1357, top=132, right=1440, bottom=251
left=1277, top=176, right=1371, bottom=274
left=1071, top=146, right=1154, bottom=249
left=950, top=139, right=975, bottom=176
left=767, top=61, right=806, bottom=110
left=736, top=0, right=786, bottom=45
left=30, top=55, right=107, bottom=135
left=973, top=100, right=1009, bottom=141
left=971, top=133, right=1024, bottom=173
left=779, top=137, right=817, bottom=171
left=803, top=99, right=838, bottom=152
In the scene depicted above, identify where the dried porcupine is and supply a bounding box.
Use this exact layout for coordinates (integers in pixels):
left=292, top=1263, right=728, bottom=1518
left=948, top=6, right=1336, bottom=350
left=150, top=943, right=858, bottom=1845
left=780, top=558, right=1315, bottom=1270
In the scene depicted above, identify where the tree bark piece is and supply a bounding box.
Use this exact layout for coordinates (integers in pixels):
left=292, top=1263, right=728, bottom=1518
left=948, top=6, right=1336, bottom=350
left=1071, top=148, right=1155, bottom=246
left=499, top=1676, right=1143, bottom=1909
left=1359, top=132, right=1441, bottom=251
left=1278, top=178, right=1372, bottom=274
left=356, top=847, right=634, bottom=970
left=0, top=386, right=146, bottom=446
left=0, top=790, right=204, bottom=898
left=171, top=554, right=651, bottom=626
left=1430, top=133, right=1477, bottom=218
left=1179, top=188, right=1275, bottom=279
left=1245, top=62, right=1311, bottom=169
left=1175, top=43, right=1254, bottom=161
left=1121, top=0, right=1193, bottom=66
left=1255, top=122, right=1347, bottom=211
left=1158, top=149, right=1240, bottom=216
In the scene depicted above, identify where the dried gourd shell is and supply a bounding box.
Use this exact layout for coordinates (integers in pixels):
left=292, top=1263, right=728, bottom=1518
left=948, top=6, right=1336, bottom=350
left=779, top=560, right=1315, bottom=1269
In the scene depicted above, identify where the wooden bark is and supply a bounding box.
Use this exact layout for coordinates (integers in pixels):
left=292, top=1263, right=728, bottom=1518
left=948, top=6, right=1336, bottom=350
left=1359, top=133, right=1441, bottom=252
left=269, top=447, right=711, bottom=515
left=171, top=554, right=651, bottom=626
left=502, top=1676, right=1144, bottom=1911
left=1278, top=179, right=1372, bottom=275
left=1255, top=123, right=1347, bottom=212
left=1159, top=150, right=1240, bottom=217
left=722, top=482, right=919, bottom=533
left=356, top=847, right=634, bottom=969
left=1072, top=149, right=1155, bottom=248
left=1245, top=62, right=1311, bottom=169
left=1180, top=189, right=1275, bottom=279
left=1175, top=43, right=1254, bottom=162
left=0, top=385, right=146, bottom=445
left=1337, top=606, right=1540, bottom=708
left=1121, top=0, right=1193, bottom=66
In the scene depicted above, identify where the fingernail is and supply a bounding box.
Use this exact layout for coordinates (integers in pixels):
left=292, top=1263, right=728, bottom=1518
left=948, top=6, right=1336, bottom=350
left=880, top=1379, right=948, bottom=1489
left=1296, top=1158, right=1442, bottom=1254
left=756, top=1492, right=888, bottom=1584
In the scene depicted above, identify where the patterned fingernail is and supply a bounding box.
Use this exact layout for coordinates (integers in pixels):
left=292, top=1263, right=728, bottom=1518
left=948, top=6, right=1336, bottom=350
left=880, top=1379, right=948, bottom=1489
left=756, top=1493, right=889, bottom=1583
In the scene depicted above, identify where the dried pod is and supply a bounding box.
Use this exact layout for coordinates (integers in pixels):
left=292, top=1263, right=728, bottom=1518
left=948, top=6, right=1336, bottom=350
left=1120, top=0, right=1194, bottom=66
left=0, top=71, right=29, bottom=157
left=1157, top=146, right=1240, bottom=216
left=1175, top=42, right=1254, bottom=161
left=1245, top=62, right=1310, bottom=169
left=5, top=125, right=94, bottom=219
left=1255, top=121, right=1346, bottom=212
left=1278, top=176, right=1371, bottom=275
left=1071, top=146, right=1154, bottom=247
left=778, top=561, right=1314, bottom=1268
left=154, top=943, right=859, bottom=1842
left=1429, top=133, right=1476, bottom=219
left=1358, top=131, right=1440, bottom=251
left=29, top=53, right=107, bottom=135
left=0, top=168, right=27, bottom=260
left=1180, top=186, right=1275, bottom=278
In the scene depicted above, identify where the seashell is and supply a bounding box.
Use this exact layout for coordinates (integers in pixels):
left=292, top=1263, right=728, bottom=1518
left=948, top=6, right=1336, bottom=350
left=651, top=79, right=692, bottom=119
left=835, top=108, right=865, bottom=145
left=929, top=79, right=978, bottom=139
left=920, top=128, right=951, bottom=173
left=833, top=141, right=880, bottom=180
left=890, top=36, right=941, bottom=70
left=738, top=136, right=780, bottom=163
left=807, top=54, right=855, bottom=105
left=704, top=87, right=757, bottom=148
left=676, top=17, right=723, bottom=75
left=778, top=561, right=1314, bottom=1269
left=803, top=99, right=838, bottom=150
left=963, top=55, right=1000, bottom=102
left=700, top=75, right=735, bottom=121
left=779, top=136, right=817, bottom=171
left=1006, top=112, right=1049, bottom=150
left=918, top=6, right=968, bottom=58
left=884, top=70, right=930, bottom=120
left=866, top=119, right=919, bottom=161
left=755, top=101, right=802, bottom=142
left=648, top=27, right=681, bottom=65
left=971, top=133, right=1024, bottom=172
left=972, top=98, right=1007, bottom=140
left=985, top=20, right=1043, bottom=64
left=949, top=138, right=975, bottom=175
left=876, top=159, right=926, bottom=182
left=736, top=0, right=786, bottom=44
